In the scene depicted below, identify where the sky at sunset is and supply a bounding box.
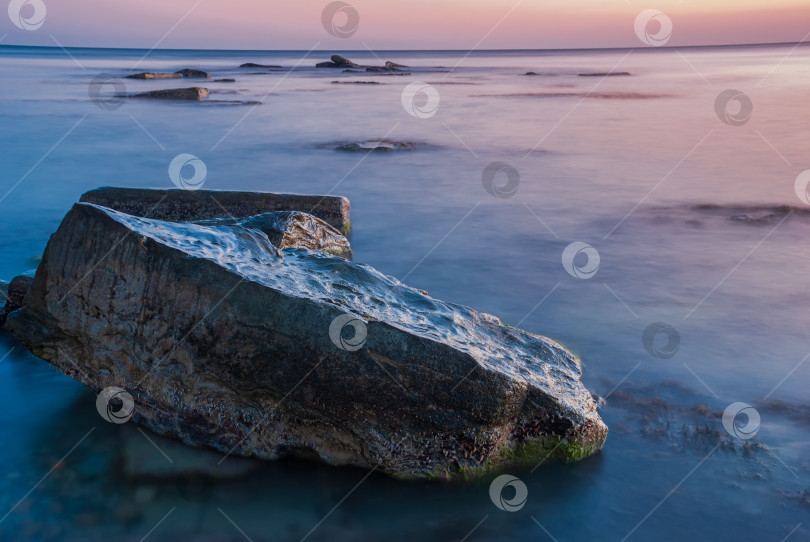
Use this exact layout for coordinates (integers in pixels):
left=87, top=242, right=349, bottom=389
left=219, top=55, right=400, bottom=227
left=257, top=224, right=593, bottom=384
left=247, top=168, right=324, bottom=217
left=2, top=0, right=809, bottom=50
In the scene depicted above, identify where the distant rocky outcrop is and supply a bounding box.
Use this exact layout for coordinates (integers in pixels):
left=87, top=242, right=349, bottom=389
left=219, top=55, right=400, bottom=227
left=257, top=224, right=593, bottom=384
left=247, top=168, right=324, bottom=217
left=316, top=55, right=362, bottom=69
left=316, top=55, right=410, bottom=74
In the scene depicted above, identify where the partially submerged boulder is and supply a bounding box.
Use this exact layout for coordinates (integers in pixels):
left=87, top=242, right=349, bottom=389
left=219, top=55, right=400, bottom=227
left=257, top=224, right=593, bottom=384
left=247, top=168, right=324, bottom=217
left=175, top=69, right=211, bottom=78
left=578, top=72, right=631, bottom=77
left=336, top=140, right=413, bottom=152
left=239, top=63, right=283, bottom=69
left=79, top=187, right=351, bottom=235
left=8, top=202, right=606, bottom=479
left=130, top=87, right=209, bottom=100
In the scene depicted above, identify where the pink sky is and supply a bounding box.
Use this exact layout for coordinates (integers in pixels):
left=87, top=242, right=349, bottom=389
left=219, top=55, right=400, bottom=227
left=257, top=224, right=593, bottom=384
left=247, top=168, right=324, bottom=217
left=3, top=0, right=809, bottom=50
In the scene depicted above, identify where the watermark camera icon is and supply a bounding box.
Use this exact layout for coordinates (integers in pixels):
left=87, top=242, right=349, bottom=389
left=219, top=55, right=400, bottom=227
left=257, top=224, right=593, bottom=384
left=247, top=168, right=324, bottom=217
left=329, top=313, right=367, bottom=352
left=489, top=474, right=528, bottom=512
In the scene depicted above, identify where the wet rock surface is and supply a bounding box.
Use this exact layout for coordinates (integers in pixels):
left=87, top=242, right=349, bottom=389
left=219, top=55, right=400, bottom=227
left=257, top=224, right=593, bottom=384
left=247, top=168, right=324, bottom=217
left=8, top=201, right=606, bottom=479
left=201, top=211, right=353, bottom=260
left=79, top=187, right=352, bottom=234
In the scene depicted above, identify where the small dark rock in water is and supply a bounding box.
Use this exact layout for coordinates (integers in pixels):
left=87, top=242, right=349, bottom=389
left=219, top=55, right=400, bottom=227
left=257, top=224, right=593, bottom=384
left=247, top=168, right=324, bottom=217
left=214, top=78, right=236, bottom=82
left=239, top=63, right=283, bottom=69
left=730, top=213, right=780, bottom=225
left=130, top=87, right=209, bottom=100
left=0, top=275, right=34, bottom=327
left=79, top=186, right=352, bottom=234
left=336, top=140, right=413, bottom=152
left=331, top=80, right=382, bottom=85
left=8, top=201, right=606, bottom=479
left=175, top=68, right=211, bottom=78
left=385, top=61, right=408, bottom=69
left=578, top=72, right=632, bottom=77
left=365, top=66, right=410, bottom=74
left=342, top=69, right=365, bottom=74
left=525, top=72, right=538, bottom=76
left=126, top=72, right=182, bottom=80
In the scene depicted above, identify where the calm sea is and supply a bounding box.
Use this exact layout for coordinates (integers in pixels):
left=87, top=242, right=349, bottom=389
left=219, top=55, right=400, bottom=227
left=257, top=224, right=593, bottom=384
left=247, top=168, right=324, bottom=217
left=0, top=43, right=808, bottom=541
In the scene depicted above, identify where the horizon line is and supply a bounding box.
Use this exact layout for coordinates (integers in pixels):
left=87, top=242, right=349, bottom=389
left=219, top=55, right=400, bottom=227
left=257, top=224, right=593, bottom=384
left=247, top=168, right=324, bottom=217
left=0, top=40, right=808, bottom=55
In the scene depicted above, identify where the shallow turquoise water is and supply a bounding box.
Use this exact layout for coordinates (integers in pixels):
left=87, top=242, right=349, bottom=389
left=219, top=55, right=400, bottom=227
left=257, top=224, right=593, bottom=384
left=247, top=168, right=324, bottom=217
left=0, top=44, right=808, bottom=541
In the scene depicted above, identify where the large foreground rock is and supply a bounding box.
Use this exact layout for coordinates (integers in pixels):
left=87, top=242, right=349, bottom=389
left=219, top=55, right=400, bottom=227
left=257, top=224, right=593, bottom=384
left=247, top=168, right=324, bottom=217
left=80, top=187, right=352, bottom=235
left=8, top=203, right=606, bottom=479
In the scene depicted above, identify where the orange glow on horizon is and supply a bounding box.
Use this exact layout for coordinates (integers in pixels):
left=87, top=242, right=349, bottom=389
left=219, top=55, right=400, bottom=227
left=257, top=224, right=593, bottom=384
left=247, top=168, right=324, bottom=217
left=3, top=0, right=809, bottom=50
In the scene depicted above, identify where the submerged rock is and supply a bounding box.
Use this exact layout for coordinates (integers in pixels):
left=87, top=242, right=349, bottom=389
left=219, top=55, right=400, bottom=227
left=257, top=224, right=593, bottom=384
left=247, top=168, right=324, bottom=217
left=365, top=67, right=408, bottom=74
left=130, top=87, right=209, bottom=100
left=120, top=425, right=258, bottom=479
left=8, top=202, right=606, bottom=480
left=239, top=63, right=283, bottom=69
left=175, top=69, right=211, bottom=78
left=335, top=140, right=413, bottom=152
left=126, top=72, right=182, bottom=80
left=385, top=61, right=408, bottom=69
left=79, top=187, right=351, bottom=235
left=578, top=72, right=632, bottom=77
left=0, top=275, right=33, bottom=327
left=214, top=78, right=236, bottom=83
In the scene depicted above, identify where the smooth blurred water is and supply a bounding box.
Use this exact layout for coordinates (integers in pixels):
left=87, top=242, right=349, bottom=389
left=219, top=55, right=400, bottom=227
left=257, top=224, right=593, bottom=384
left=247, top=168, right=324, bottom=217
left=0, top=44, right=809, bottom=541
